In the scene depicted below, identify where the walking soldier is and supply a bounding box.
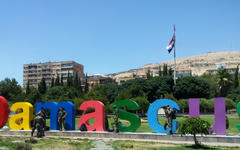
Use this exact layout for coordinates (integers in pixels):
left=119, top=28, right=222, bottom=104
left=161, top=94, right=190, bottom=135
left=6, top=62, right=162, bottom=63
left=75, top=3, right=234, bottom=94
left=31, top=112, right=45, bottom=138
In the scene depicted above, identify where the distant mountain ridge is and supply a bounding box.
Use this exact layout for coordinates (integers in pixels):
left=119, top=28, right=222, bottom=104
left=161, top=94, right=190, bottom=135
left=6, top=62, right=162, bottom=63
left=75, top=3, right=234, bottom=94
left=111, top=51, right=240, bottom=83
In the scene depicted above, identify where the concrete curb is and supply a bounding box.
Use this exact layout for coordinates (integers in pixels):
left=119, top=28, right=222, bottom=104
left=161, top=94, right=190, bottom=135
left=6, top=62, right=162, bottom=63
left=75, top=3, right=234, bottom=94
left=1, top=130, right=240, bottom=147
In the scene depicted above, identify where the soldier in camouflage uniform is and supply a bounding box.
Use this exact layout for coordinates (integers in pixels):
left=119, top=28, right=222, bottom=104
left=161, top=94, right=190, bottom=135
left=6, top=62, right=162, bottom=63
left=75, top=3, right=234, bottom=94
left=31, top=112, right=45, bottom=138
left=113, top=105, right=119, bottom=133
left=58, top=107, right=67, bottom=131
left=165, top=104, right=173, bottom=134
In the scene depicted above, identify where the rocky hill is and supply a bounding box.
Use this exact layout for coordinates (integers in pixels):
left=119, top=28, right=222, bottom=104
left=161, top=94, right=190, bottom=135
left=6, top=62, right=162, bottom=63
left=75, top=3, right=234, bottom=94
left=111, top=51, right=240, bottom=83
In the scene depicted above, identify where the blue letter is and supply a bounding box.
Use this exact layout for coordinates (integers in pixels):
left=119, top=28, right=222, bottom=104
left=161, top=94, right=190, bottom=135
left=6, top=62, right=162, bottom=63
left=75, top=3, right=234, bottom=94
left=36, top=101, right=75, bottom=130
left=147, top=99, right=180, bottom=133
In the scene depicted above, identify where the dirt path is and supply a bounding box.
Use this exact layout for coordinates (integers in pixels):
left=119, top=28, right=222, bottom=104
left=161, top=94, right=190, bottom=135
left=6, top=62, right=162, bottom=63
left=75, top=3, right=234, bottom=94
left=90, top=139, right=113, bottom=150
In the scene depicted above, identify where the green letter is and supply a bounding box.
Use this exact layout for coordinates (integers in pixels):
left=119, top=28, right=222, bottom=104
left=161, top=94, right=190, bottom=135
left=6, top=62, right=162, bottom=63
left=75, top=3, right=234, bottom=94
left=237, top=102, right=240, bottom=131
left=111, top=100, right=141, bottom=132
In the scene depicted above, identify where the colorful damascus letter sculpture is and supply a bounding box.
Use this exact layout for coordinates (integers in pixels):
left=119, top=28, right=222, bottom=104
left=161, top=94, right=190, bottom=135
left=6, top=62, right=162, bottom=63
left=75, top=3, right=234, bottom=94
left=111, top=100, right=141, bottom=132
left=147, top=99, right=180, bottom=133
left=36, top=101, right=75, bottom=130
left=78, top=101, right=105, bottom=131
left=9, top=102, right=33, bottom=130
left=0, top=96, right=9, bottom=128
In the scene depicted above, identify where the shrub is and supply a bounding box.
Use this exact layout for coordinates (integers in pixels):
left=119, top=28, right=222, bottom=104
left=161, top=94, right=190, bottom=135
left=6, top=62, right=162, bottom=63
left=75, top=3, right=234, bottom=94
left=200, top=99, right=214, bottom=113
left=226, top=116, right=229, bottom=129
left=225, top=98, right=236, bottom=112
left=179, top=117, right=210, bottom=146
left=227, top=87, right=240, bottom=101
left=177, top=99, right=189, bottom=113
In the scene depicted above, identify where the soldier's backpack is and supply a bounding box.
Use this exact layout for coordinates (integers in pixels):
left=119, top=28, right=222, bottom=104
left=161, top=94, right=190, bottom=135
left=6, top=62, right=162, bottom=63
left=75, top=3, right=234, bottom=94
left=171, top=108, right=178, bottom=119
left=80, top=123, right=87, bottom=131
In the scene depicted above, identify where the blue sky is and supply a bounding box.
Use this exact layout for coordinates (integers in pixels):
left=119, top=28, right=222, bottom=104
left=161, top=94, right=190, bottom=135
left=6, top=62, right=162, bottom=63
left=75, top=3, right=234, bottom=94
left=0, top=0, right=239, bottom=85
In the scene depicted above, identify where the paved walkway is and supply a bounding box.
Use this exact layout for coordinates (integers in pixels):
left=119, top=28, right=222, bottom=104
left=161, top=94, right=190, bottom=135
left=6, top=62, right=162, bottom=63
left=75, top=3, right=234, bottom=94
left=90, top=139, right=113, bottom=150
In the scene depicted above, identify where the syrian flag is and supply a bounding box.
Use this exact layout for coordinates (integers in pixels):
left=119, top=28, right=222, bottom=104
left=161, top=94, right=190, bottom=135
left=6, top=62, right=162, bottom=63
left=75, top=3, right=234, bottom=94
left=166, top=26, right=176, bottom=53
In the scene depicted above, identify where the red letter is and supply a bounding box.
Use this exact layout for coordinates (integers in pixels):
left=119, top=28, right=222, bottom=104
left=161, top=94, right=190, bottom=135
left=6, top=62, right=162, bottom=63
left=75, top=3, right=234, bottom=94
left=0, top=96, right=9, bottom=128
left=78, top=101, right=105, bottom=131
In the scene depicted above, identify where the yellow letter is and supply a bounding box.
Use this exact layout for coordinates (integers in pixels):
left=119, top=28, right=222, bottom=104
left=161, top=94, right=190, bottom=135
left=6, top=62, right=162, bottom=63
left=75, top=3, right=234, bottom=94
left=9, top=102, right=33, bottom=130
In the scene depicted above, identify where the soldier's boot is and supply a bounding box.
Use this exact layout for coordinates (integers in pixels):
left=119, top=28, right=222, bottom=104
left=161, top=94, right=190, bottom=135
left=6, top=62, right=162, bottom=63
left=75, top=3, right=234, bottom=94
left=37, top=132, right=40, bottom=138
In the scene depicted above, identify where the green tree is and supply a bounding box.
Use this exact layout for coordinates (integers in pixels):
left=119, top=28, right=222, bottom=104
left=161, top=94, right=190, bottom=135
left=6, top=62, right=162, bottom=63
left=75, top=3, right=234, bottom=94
left=227, top=87, right=240, bottom=101
left=102, top=83, right=119, bottom=102
left=216, top=68, right=233, bottom=97
left=177, top=99, right=189, bottom=113
left=26, top=81, right=30, bottom=95
left=234, top=65, right=239, bottom=88
left=77, top=77, right=83, bottom=93
left=61, top=75, right=64, bottom=86
left=173, top=76, right=210, bottom=99
left=84, top=74, right=89, bottom=93
left=65, top=87, right=81, bottom=99
left=67, top=72, right=73, bottom=87
left=116, top=84, right=145, bottom=100
left=84, top=85, right=110, bottom=112
left=0, top=78, right=24, bottom=102
left=38, top=78, right=47, bottom=94
left=26, top=87, right=41, bottom=105
left=51, top=78, right=55, bottom=87
left=74, top=73, right=79, bottom=88
left=163, top=64, right=168, bottom=76
left=45, top=86, right=66, bottom=100
left=179, top=117, right=210, bottom=146
left=146, top=76, right=174, bottom=102
left=131, top=96, right=149, bottom=114
left=168, top=68, right=173, bottom=76
left=55, top=75, right=60, bottom=86
left=200, top=73, right=219, bottom=98
left=119, top=78, right=147, bottom=91
left=146, top=68, right=153, bottom=79
left=158, top=66, right=162, bottom=77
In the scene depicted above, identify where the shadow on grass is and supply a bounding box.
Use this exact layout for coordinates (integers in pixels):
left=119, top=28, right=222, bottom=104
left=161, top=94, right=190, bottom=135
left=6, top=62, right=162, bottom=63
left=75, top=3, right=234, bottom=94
left=185, top=145, right=216, bottom=149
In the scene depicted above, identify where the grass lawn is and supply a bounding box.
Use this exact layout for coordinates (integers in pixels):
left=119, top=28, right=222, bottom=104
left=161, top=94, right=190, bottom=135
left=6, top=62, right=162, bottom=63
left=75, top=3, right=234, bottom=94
left=5, top=115, right=240, bottom=134
left=59, top=115, right=240, bottom=134
left=0, top=136, right=239, bottom=150
left=112, top=140, right=240, bottom=150
left=0, top=136, right=92, bottom=150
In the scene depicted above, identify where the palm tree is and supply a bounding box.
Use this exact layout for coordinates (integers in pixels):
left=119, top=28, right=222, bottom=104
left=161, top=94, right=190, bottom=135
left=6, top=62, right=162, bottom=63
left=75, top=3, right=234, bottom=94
left=216, top=68, right=232, bottom=97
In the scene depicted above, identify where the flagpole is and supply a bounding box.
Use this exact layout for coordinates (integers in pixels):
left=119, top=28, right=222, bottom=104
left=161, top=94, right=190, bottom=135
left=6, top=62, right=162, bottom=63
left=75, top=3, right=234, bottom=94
left=173, top=25, right=176, bottom=85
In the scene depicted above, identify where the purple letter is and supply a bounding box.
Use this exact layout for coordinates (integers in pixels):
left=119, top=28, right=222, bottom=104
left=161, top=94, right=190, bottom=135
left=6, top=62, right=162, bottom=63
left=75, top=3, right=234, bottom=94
left=188, top=97, right=226, bottom=135
left=211, top=97, right=226, bottom=135
left=189, top=98, right=200, bottom=117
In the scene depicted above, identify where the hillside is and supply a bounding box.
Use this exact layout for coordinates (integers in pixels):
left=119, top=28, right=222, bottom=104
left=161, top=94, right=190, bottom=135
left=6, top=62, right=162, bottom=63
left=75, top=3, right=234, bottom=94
left=112, top=51, right=240, bottom=83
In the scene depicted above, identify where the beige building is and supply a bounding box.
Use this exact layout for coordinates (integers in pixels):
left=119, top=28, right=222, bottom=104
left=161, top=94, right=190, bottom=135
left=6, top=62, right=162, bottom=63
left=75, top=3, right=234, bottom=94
left=23, top=61, right=84, bottom=88
left=87, top=74, right=114, bottom=89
